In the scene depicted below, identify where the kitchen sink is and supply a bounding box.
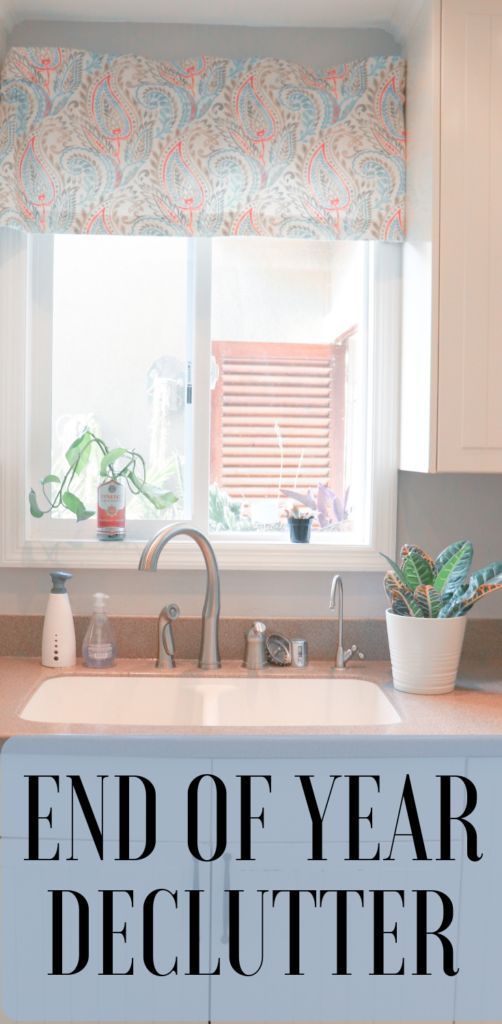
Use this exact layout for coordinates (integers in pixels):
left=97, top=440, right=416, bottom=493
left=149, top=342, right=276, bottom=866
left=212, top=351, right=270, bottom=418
left=20, top=674, right=400, bottom=728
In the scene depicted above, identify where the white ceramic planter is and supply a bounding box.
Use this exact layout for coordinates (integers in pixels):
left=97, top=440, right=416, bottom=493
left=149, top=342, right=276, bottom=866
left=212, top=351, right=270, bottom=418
left=385, top=609, right=467, bottom=695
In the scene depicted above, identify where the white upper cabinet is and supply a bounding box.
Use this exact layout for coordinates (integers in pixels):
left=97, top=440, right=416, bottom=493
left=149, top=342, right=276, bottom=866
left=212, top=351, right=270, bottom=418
left=401, top=0, right=502, bottom=472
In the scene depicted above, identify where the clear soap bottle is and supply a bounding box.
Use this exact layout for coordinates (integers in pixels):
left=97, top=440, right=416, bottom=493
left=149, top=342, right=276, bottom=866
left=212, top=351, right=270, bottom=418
left=82, top=592, right=116, bottom=669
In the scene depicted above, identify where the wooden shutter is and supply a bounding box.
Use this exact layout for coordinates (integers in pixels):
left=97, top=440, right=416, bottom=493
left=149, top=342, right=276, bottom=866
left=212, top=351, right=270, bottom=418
left=210, top=335, right=351, bottom=501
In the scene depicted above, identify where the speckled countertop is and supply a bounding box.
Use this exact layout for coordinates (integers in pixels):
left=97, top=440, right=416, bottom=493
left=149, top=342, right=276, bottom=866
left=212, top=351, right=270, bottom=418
left=0, top=656, right=501, bottom=737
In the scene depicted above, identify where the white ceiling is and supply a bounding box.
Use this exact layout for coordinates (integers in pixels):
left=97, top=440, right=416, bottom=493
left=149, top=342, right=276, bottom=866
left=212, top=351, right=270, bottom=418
left=0, top=0, right=423, bottom=38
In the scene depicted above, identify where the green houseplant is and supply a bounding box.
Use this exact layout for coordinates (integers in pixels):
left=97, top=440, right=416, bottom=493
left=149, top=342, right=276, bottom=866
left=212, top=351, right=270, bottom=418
left=382, top=541, right=502, bottom=694
left=29, top=429, right=177, bottom=540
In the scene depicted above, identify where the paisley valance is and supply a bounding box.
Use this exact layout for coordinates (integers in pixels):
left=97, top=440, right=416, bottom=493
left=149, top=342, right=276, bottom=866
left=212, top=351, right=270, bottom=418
left=0, top=47, right=406, bottom=239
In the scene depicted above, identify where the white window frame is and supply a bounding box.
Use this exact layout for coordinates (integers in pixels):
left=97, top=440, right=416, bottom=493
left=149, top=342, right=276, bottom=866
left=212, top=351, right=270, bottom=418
left=0, top=227, right=400, bottom=572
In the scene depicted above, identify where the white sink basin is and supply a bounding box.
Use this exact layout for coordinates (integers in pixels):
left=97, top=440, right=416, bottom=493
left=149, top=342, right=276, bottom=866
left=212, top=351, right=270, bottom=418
left=20, top=674, right=400, bottom=728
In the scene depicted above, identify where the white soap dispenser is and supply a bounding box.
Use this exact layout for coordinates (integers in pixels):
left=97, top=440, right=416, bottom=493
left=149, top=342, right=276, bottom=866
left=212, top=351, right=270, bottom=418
left=41, top=571, right=77, bottom=668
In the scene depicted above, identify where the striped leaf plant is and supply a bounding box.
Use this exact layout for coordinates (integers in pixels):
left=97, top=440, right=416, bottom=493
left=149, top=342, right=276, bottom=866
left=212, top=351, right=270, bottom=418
left=382, top=541, right=502, bottom=618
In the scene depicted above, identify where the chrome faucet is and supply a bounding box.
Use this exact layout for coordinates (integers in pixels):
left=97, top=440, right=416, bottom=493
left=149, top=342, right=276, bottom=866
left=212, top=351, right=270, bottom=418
left=329, top=574, right=365, bottom=670
left=139, top=525, right=221, bottom=670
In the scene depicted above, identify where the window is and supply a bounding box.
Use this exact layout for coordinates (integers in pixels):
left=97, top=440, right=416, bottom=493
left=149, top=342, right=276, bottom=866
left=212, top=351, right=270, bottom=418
left=44, top=235, right=190, bottom=528
left=0, top=228, right=399, bottom=570
left=210, top=238, right=366, bottom=538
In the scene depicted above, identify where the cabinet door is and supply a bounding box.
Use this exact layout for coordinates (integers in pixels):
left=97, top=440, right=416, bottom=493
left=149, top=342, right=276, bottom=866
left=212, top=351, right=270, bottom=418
left=208, top=841, right=458, bottom=1024
left=455, top=757, right=502, bottom=1023
left=208, top=757, right=464, bottom=1023
left=209, top=841, right=364, bottom=1024
left=438, top=0, right=502, bottom=470
left=0, top=836, right=212, bottom=1024
left=0, top=739, right=214, bottom=1024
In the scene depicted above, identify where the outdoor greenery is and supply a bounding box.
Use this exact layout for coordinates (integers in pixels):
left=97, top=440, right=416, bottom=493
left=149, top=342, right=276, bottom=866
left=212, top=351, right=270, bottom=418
left=281, top=482, right=350, bottom=529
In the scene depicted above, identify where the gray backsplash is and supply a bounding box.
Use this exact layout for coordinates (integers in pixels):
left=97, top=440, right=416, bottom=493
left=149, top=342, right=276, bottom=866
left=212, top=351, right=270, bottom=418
left=0, top=616, right=500, bottom=662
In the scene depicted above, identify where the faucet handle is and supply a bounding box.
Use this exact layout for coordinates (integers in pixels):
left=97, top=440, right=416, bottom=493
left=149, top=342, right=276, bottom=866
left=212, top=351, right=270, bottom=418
left=157, top=603, right=180, bottom=670
left=344, top=643, right=365, bottom=665
left=244, top=622, right=267, bottom=670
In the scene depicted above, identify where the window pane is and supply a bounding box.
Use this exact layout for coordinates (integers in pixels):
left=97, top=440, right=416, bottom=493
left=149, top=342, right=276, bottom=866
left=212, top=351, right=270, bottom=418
left=51, top=235, right=189, bottom=522
left=210, top=238, right=368, bottom=540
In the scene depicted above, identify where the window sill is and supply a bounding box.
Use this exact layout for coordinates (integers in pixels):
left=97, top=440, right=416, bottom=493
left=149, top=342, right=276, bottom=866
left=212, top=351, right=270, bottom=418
left=1, top=535, right=386, bottom=572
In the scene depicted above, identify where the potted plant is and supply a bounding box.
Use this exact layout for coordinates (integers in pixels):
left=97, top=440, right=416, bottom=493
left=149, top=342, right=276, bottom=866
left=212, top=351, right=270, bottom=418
left=382, top=541, right=502, bottom=694
left=29, top=429, right=177, bottom=541
left=282, top=482, right=351, bottom=531
left=287, top=504, right=314, bottom=543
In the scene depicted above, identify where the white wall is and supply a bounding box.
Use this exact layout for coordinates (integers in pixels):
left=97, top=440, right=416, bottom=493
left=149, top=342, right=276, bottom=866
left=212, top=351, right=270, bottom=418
left=3, top=20, right=502, bottom=621
left=212, top=239, right=363, bottom=344
left=51, top=235, right=188, bottom=502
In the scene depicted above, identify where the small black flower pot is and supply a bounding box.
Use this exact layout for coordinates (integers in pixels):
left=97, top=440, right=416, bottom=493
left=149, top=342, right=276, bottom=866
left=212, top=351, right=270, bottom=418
left=288, top=517, right=312, bottom=544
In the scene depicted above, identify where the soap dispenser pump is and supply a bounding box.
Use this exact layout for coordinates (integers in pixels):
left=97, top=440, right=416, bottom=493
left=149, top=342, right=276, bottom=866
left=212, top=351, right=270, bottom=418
left=82, top=593, right=116, bottom=669
left=41, top=571, right=77, bottom=668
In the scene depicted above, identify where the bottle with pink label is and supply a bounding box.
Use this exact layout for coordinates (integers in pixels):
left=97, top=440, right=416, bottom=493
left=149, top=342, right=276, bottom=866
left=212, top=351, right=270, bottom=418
left=97, top=479, right=126, bottom=541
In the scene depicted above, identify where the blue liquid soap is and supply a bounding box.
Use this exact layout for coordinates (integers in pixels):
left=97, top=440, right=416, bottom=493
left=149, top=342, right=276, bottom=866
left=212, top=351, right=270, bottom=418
left=82, top=593, right=116, bottom=668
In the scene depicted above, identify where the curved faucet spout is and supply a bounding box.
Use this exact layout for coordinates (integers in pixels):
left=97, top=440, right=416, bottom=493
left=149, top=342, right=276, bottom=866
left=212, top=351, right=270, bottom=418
left=139, top=525, right=221, bottom=670
left=329, top=573, right=365, bottom=670
left=329, top=574, right=345, bottom=669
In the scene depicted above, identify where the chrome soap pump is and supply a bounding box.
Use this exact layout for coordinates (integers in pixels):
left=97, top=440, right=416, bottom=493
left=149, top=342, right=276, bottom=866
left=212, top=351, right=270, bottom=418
left=243, top=621, right=267, bottom=670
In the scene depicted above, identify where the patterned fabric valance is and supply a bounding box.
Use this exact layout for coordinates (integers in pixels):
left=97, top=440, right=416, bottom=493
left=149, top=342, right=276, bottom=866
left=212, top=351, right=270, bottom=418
left=0, top=47, right=406, bottom=239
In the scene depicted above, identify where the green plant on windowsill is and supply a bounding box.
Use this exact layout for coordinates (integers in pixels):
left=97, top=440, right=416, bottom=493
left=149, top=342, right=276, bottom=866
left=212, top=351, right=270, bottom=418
left=29, top=428, right=178, bottom=522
